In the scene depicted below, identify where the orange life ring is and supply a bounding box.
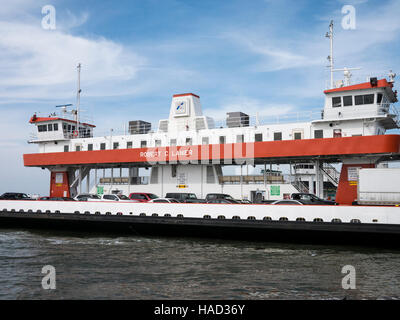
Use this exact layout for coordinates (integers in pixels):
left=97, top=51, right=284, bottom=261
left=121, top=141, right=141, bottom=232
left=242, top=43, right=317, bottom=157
left=73, top=130, right=79, bottom=137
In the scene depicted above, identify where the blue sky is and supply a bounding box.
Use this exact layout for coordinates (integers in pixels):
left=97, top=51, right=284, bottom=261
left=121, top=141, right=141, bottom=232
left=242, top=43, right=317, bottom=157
left=1, top=0, right=400, bottom=195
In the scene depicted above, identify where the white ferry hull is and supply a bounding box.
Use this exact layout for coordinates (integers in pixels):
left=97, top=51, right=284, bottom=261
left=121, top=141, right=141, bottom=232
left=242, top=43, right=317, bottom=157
left=1, top=201, right=400, bottom=246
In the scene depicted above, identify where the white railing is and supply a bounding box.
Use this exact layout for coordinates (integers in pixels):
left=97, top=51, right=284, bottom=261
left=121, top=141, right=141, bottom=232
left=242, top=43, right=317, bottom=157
left=211, top=109, right=323, bottom=128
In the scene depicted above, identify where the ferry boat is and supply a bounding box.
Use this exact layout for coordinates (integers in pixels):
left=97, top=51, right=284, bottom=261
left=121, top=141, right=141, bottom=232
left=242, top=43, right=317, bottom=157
left=1, top=21, right=400, bottom=245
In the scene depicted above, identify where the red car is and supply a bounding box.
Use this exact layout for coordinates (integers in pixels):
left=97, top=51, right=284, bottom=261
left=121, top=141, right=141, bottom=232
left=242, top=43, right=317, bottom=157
left=128, top=192, right=159, bottom=202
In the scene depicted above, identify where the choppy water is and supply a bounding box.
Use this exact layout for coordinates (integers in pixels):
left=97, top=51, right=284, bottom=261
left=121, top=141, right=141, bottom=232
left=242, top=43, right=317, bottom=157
left=0, top=228, right=399, bottom=299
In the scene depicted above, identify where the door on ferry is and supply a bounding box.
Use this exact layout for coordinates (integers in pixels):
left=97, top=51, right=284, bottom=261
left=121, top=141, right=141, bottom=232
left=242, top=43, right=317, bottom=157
left=333, top=129, right=342, bottom=138
left=292, top=129, right=304, bottom=140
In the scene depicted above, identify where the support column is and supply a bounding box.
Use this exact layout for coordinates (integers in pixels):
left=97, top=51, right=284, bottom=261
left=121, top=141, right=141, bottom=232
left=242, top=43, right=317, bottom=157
left=161, top=166, right=164, bottom=197
left=86, top=169, right=90, bottom=193
left=309, top=175, right=315, bottom=195
left=315, top=160, right=322, bottom=198
left=110, top=168, right=114, bottom=193
left=263, top=162, right=266, bottom=187
left=94, top=167, right=97, bottom=192
left=200, top=165, right=203, bottom=199
left=78, top=166, right=82, bottom=195
left=128, top=166, right=131, bottom=195
left=240, top=164, right=243, bottom=200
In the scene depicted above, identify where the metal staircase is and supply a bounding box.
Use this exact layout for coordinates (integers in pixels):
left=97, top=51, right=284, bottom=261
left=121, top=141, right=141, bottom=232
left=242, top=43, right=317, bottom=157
left=291, top=179, right=309, bottom=193
left=320, top=163, right=340, bottom=187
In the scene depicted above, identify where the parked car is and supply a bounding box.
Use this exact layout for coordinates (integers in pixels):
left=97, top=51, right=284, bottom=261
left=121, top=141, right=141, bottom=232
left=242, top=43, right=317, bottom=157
left=186, top=199, right=208, bottom=203
left=165, top=193, right=199, bottom=203
left=270, top=200, right=303, bottom=205
left=149, top=198, right=180, bottom=203
left=38, top=197, right=76, bottom=201
left=205, top=193, right=240, bottom=203
left=207, top=199, right=238, bottom=204
left=239, top=199, right=252, bottom=204
left=74, top=194, right=102, bottom=201
left=129, top=192, right=159, bottom=202
left=101, top=194, right=139, bottom=202
left=290, top=193, right=337, bottom=205
left=0, top=192, right=32, bottom=200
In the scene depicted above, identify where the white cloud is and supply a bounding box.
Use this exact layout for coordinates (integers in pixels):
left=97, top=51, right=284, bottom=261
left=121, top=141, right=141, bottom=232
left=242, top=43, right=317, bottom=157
left=223, top=32, right=324, bottom=72
left=0, top=20, right=146, bottom=100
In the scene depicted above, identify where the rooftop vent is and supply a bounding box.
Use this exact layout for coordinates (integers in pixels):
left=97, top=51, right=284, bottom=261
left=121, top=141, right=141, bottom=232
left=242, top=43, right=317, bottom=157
left=226, top=112, right=249, bottom=128
left=129, top=120, right=151, bottom=135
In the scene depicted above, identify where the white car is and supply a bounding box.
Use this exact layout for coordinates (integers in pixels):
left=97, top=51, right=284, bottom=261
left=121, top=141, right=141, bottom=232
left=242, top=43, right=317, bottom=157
left=75, top=194, right=102, bottom=202
left=148, top=198, right=180, bottom=203
left=101, top=194, right=139, bottom=202
left=270, top=200, right=303, bottom=205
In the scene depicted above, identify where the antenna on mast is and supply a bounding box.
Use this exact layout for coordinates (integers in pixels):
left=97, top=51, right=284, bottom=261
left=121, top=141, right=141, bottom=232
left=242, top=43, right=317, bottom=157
left=325, top=20, right=334, bottom=89
left=76, top=63, right=82, bottom=137
left=55, top=103, right=73, bottom=117
left=332, top=67, right=361, bottom=86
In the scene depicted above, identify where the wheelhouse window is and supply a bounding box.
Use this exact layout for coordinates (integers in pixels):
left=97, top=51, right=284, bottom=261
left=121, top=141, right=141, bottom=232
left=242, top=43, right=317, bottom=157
left=355, top=94, right=375, bottom=105
left=343, top=96, right=353, bottom=107
left=364, top=94, right=374, bottom=104
left=53, top=123, right=58, bottom=131
left=38, top=125, right=47, bottom=132
left=48, top=124, right=53, bottom=131
left=377, top=93, right=383, bottom=105
left=332, top=97, right=342, bottom=108
left=274, top=132, right=282, bottom=141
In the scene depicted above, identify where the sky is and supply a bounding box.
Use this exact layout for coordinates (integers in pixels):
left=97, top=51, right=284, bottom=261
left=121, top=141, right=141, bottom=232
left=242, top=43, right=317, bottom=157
left=1, top=0, right=400, bottom=195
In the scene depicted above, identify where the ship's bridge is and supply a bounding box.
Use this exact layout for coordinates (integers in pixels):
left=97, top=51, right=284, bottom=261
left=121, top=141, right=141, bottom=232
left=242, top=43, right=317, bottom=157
left=314, top=77, right=399, bottom=134
left=29, top=114, right=95, bottom=144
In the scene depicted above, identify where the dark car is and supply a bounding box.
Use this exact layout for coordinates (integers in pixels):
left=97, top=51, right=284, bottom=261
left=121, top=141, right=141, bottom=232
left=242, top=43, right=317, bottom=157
left=240, top=199, right=253, bottom=204
left=205, top=193, right=240, bottom=203
left=165, top=193, right=199, bottom=203
left=290, top=193, right=336, bottom=205
left=0, top=192, right=32, bottom=200
left=38, top=197, right=76, bottom=201
left=207, top=199, right=236, bottom=204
